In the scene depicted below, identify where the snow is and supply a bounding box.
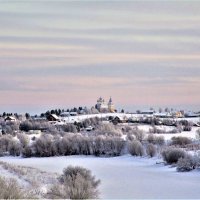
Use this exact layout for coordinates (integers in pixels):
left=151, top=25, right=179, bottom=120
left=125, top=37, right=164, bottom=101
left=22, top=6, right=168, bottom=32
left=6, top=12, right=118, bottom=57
left=0, top=155, right=200, bottom=199
left=135, top=124, right=199, bottom=140
left=62, top=113, right=134, bottom=123
left=0, top=160, right=58, bottom=198
left=154, top=127, right=199, bottom=140
left=27, top=132, right=42, bottom=144
left=63, top=112, right=200, bottom=124
left=0, top=165, right=29, bottom=187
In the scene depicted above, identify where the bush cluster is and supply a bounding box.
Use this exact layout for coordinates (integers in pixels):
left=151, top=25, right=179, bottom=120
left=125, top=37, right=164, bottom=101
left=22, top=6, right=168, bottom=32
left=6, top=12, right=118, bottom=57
left=149, top=126, right=166, bottom=134
left=47, top=166, right=100, bottom=199
left=126, top=127, right=146, bottom=142
left=19, top=120, right=50, bottom=132
left=59, top=124, right=78, bottom=133
left=171, top=136, right=192, bottom=146
left=0, top=121, right=19, bottom=135
left=94, top=123, right=122, bottom=137
left=23, top=134, right=125, bottom=157
left=196, top=128, right=200, bottom=140
left=162, top=147, right=186, bottom=164
left=147, top=134, right=165, bottom=145
left=177, top=155, right=196, bottom=172
left=128, top=140, right=144, bottom=156
left=0, top=135, right=21, bottom=156
left=81, top=117, right=101, bottom=128
left=146, top=143, right=156, bottom=157
left=0, top=176, right=27, bottom=199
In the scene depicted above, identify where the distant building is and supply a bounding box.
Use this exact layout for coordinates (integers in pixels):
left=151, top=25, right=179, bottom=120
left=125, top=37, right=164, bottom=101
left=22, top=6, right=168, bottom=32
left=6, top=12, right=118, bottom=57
left=60, top=112, right=78, bottom=117
left=47, top=114, right=60, bottom=121
left=96, top=97, right=115, bottom=113
left=172, top=111, right=184, bottom=118
left=108, top=97, right=115, bottom=113
left=140, top=110, right=155, bottom=115
left=154, top=112, right=172, bottom=118
left=4, top=116, right=16, bottom=122
left=185, top=112, right=200, bottom=118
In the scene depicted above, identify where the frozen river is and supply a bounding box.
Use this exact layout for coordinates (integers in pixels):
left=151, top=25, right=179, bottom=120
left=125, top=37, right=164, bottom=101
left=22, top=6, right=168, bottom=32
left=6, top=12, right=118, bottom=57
left=0, top=155, right=200, bottom=199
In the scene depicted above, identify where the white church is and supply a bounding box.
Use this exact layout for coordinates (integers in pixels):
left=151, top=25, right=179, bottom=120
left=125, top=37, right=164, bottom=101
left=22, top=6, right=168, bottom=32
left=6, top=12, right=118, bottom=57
left=95, top=97, right=115, bottom=113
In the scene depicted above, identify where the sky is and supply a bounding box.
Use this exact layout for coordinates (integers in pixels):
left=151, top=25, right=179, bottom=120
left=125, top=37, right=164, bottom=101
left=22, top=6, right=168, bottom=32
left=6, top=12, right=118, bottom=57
left=0, top=1, right=200, bottom=114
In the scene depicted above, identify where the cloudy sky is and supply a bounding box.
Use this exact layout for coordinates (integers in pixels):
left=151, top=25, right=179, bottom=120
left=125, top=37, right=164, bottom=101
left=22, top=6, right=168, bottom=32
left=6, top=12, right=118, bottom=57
left=0, top=1, right=200, bottom=114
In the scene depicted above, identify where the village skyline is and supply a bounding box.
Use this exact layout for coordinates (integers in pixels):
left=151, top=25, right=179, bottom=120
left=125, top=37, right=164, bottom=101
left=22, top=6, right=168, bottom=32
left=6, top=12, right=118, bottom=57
left=0, top=96, right=199, bottom=117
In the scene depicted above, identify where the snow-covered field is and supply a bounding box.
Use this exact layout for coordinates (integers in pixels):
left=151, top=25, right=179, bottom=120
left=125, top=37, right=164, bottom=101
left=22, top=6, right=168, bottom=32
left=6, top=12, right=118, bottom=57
left=0, top=155, right=200, bottom=199
left=60, top=112, right=200, bottom=124
left=136, top=124, right=199, bottom=140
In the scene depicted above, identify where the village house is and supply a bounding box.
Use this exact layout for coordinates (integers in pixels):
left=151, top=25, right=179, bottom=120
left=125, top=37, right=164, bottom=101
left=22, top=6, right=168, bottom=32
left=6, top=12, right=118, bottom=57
left=154, top=112, right=172, bottom=118
left=46, top=114, right=60, bottom=122
left=4, top=116, right=16, bottom=122
left=60, top=111, right=78, bottom=117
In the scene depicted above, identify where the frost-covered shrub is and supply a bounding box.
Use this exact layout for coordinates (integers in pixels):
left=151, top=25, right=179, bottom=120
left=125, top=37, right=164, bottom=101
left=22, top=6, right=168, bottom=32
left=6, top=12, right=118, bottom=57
left=57, top=134, right=124, bottom=157
left=169, top=128, right=181, bottom=134
left=126, top=132, right=136, bottom=141
left=149, top=126, right=166, bottom=134
left=176, top=120, right=192, bottom=132
left=0, top=176, right=26, bottom=199
left=154, top=136, right=165, bottom=146
left=60, top=124, right=77, bottom=133
left=175, top=123, right=183, bottom=132
left=122, top=126, right=132, bottom=133
left=19, top=120, right=50, bottom=132
left=178, top=120, right=189, bottom=126
left=171, top=136, right=192, bottom=146
left=57, top=134, right=91, bottom=156
left=0, top=121, right=19, bottom=135
left=147, top=134, right=165, bottom=145
left=162, top=147, right=186, bottom=164
left=196, top=129, right=200, bottom=140
left=128, top=140, right=144, bottom=156
left=8, top=140, right=21, bottom=156
left=82, top=117, right=100, bottom=128
left=146, top=143, right=156, bottom=157
left=183, top=125, right=192, bottom=132
left=19, top=120, right=36, bottom=132
left=78, top=136, right=93, bottom=155
left=93, top=136, right=124, bottom=156
left=95, top=123, right=122, bottom=137
left=177, top=155, right=195, bottom=172
left=47, top=166, right=100, bottom=199
left=34, top=134, right=57, bottom=157
left=17, top=133, right=30, bottom=148
left=22, top=146, right=33, bottom=158
left=57, top=135, right=73, bottom=155
left=130, top=128, right=146, bottom=142
left=0, top=135, right=13, bottom=156
left=147, top=134, right=155, bottom=144
left=162, top=119, right=175, bottom=126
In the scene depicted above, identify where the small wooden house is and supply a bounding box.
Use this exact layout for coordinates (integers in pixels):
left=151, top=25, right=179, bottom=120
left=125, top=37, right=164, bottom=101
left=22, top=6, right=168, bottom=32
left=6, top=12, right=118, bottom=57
left=47, top=114, right=60, bottom=121
left=5, top=116, right=16, bottom=122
